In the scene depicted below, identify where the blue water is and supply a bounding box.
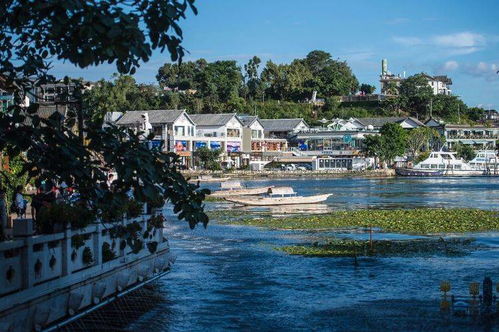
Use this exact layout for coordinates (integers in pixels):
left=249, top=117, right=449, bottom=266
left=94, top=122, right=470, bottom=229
left=133, top=177, right=499, bottom=331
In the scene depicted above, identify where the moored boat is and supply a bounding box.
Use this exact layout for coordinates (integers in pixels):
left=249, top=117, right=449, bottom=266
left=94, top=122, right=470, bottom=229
left=224, top=187, right=332, bottom=206
left=188, top=175, right=230, bottom=183
left=395, top=168, right=444, bottom=177
left=210, top=180, right=276, bottom=197
left=396, top=151, right=491, bottom=177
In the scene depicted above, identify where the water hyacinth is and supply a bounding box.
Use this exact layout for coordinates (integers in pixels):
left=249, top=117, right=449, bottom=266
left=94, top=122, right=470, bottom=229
left=277, top=238, right=478, bottom=257
left=217, top=208, right=499, bottom=235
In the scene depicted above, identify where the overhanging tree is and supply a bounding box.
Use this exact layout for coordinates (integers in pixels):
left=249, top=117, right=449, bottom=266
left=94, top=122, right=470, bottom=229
left=0, top=0, right=209, bottom=230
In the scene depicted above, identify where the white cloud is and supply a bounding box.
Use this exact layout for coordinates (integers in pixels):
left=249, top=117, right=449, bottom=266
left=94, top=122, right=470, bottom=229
left=442, top=60, right=459, bottom=71
left=393, top=31, right=488, bottom=55
left=463, top=62, right=499, bottom=81
left=432, top=32, right=485, bottom=48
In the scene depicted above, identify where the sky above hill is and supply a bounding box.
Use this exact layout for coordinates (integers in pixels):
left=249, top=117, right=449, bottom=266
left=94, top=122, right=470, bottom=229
left=51, top=0, right=499, bottom=109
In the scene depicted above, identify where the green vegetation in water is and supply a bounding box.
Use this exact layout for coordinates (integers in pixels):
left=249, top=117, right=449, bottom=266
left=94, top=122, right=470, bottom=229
left=204, top=196, right=226, bottom=202
left=278, top=238, right=477, bottom=257
left=219, top=209, right=499, bottom=234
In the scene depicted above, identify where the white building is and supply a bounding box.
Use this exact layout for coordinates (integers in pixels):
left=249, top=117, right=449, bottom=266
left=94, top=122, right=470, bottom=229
left=189, top=113, right=244, bottom=168
left=379, top=59, right=452, bottom=96
left=423, top=74, right=452, bottom=96
left=116, top=109, right=197, bottom=166
left=238, top=115, right=288, bottom=167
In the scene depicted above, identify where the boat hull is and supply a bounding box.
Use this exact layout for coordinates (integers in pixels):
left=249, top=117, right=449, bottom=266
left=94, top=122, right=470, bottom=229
left=225, top=194, right=332, bottom=206
left=395, top=168, right=444, bottom=177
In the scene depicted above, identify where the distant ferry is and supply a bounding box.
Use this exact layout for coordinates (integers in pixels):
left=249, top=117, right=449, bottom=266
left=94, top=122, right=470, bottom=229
left=396, top=151, right=499, bottom=177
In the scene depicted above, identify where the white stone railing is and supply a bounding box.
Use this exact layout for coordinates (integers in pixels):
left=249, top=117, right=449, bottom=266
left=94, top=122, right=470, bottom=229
left=0, top=210, right=166, bottom=298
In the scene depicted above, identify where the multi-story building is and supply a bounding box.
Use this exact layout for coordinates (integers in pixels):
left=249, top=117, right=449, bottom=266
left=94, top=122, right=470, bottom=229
left=116, top=109, right=197, bottom=166
left=289, top=117, right=425, bottom=169
left=422, top=74, right=452, bottom=96
left=426, top=121, right=499, bottom=151
left=189, top=113, right=244, bottom=168
left=34, top=81, right=94, bottom=102
left=238, top=115, right=288, bottom=167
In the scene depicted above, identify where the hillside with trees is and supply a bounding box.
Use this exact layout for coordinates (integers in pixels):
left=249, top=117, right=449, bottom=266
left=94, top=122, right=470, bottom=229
left=84, top=50, right=487, bottom=125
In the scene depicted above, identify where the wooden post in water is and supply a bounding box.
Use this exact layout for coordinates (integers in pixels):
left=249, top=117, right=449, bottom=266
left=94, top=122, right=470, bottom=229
left=369, top=225, right=373, bottom=253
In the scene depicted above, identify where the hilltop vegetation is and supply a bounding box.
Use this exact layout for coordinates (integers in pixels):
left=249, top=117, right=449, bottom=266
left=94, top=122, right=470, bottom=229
left=84, top=50, right=487, bottom=125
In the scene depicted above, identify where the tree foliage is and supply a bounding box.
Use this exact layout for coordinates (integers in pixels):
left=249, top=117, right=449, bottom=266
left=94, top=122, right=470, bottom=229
left=454, top=143, right=476, bottom=162
left=84, top=75, right=164, bottom=124
left=0, top=0, right=209, bottom=230
left=1, top=0, right=196, bottom=81
left=363, top=123, right=407, bottom=167
left=406, top=127, right=442, bottom=160
left=397, top=73, right=433, bottom=117
left=195, top=147, right=222, bottom=170
left=360, top=84, right=376, bottom=95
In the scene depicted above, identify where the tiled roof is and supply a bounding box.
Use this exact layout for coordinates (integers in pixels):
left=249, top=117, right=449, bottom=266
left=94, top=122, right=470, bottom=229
left=260, top=118, right=307, bottom=131
left=356, top=117, right=425, bottom=128
left=36, top=104, right=67, bottom=119
left=116, top=109, right=186, bottom=125
left=189, top=113, right=239, bottom=126
left=237, top=115, right=258, bottom=127
left=22, top=103, right=67, bottom=125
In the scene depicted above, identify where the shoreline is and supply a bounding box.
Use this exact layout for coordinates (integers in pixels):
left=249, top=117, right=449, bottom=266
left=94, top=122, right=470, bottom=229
left=182, top=169, right=395, bottom=180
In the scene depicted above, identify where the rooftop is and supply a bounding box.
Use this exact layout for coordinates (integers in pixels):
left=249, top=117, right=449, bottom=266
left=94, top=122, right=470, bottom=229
left=260, top=118, right=307, bottom=131
left=189, top=113, right=239, bottom=127
left=237, top=115, right=259, bottom=127
left=356, top=117, right=425, bottom=128
left=116, top=109, right=186, bottom=125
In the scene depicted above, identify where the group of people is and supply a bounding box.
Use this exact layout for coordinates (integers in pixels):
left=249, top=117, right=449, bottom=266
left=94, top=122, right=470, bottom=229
left=0, top=179, right=80, bottom=239
left=0, top=173, right=124, bottom=240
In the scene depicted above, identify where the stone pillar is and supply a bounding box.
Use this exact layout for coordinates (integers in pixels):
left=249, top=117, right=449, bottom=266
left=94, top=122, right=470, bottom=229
left=61, top=226, right=72, bottom=276
left=93, top=224, right=102, bottom=265
left=22, top=236, right=34, bottom=289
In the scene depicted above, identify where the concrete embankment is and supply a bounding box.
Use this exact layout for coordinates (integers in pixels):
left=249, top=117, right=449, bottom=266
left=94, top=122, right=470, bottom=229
left=182, top=169, right=395, bottom=180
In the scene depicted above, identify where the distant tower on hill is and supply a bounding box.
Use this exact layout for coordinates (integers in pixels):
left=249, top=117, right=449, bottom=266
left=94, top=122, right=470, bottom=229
left=379, top=58, right=403, bottom=95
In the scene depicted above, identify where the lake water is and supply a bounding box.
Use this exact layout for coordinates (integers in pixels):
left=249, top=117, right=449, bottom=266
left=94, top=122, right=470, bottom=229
left=131, top=177, right=499, bottom=331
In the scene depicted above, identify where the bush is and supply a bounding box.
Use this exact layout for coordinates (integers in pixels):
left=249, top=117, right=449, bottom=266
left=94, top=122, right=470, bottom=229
left=82, top=246, right=94, bottom=265
left=102, top=242, right=116, bottom=262
left=127, top=200, right=143, bottom=218
left=37, top=202, right=96, bottom=233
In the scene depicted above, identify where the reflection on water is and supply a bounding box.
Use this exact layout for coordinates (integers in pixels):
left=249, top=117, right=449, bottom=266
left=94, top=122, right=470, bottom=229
left=131, top=177, right=499, bottom=331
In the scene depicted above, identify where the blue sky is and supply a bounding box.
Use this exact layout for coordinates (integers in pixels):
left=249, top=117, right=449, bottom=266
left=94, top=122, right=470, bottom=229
left=51, top=0, right=499, bottom=109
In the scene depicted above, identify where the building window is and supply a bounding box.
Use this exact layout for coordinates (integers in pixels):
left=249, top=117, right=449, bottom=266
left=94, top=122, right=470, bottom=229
left=174, top=126, right=185, bottom=136
left=227, top=128, right=240, bottom=138
left=153, top=126, right=162, bottom=136
left=251, top=130, right=262, bottom=139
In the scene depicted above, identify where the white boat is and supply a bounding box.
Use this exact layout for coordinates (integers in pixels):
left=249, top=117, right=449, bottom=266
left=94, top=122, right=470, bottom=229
left=224, top=187, right=332, bottom=206
left=210, top=180, right=276, bottom=197
left=188, top=175, right=230, bottom=183
left=468, top=150, right=499, bottom=175
left=412, top=151, right=486, bottom=176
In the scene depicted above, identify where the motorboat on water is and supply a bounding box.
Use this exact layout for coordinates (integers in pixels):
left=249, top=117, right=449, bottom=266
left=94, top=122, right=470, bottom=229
left=210, top=180, right=277, bottom=197
left=468, top=150, right=499, bottom=175
left=396, top=151, right=493, bottom=177
left=224, top=187, right=332, bottom=206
